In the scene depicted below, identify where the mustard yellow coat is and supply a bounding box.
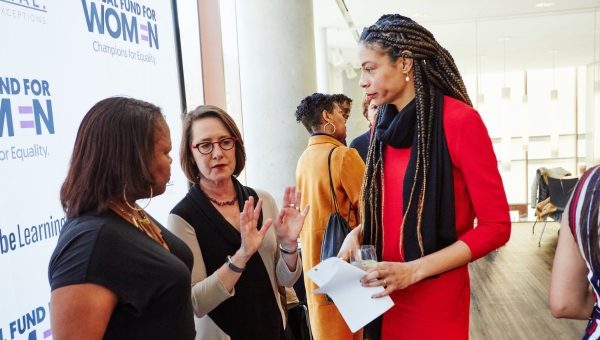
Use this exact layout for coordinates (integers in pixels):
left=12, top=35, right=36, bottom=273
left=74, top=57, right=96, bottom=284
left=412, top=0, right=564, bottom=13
left=296, top=135, right=365, bottom=340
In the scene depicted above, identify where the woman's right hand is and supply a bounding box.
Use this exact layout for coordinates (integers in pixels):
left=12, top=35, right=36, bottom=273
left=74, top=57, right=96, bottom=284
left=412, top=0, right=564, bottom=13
left=217, top=197, right=273, bottom=294
left=337, top=225, right=362, bottom=261
left=238, top=196, right=273, bottom=261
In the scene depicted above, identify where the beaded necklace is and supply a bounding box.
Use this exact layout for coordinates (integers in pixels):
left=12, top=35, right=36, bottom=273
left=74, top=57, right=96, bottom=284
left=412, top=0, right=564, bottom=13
left=201, top=189, right=238, bottom=207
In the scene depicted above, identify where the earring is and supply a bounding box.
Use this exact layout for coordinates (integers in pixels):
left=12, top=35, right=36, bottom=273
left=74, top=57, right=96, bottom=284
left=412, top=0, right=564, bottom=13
left=323, top=122, right=336, bottom=134
left=123, top=183, right=153, bottom=211
left=405, top=75, right=410, bottom=82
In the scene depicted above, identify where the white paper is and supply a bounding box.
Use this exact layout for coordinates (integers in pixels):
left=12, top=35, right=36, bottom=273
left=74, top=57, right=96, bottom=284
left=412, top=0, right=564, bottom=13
left=306, top=257, right=394, bottom=333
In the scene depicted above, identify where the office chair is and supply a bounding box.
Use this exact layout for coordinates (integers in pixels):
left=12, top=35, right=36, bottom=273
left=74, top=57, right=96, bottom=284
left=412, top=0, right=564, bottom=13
left=536, top=176, right=578, bottom=247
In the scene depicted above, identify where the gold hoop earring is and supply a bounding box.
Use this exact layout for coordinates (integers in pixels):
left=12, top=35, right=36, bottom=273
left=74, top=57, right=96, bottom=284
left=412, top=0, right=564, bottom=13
left=123, top=183, right=153, bottom=211
left=323, top=122, right=336, bottom=135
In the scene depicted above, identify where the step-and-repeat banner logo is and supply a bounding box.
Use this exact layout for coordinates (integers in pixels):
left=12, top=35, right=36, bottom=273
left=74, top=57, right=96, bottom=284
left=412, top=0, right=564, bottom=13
left=0, top=77, right=54, bottom=162
left=0, top=0, right=47, bottom=25
left=0, top=1, right=187, bottom=338
left=0, top=304, right=51, bottom=340
left=82, top=0, right=160, bottom=65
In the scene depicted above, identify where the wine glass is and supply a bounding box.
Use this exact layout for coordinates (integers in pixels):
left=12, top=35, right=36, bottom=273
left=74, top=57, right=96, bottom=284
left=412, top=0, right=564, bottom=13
left=349, top=245, right=377, bottom=271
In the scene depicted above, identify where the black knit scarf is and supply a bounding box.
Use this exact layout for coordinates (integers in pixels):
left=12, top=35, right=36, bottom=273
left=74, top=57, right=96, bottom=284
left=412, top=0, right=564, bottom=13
left=171, top=178, right=286, bottom=340
left=362, top=89, right=456, bottom=339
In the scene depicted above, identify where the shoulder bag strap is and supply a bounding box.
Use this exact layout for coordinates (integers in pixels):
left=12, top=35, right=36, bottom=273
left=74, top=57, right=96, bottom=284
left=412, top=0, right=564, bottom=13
left=328, top=147, right=340, bottom=214
left=347, top=202, right=358, bottom=226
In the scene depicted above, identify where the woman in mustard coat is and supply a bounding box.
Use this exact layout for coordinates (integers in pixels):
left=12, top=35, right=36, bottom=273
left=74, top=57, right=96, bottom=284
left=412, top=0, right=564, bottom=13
left=294, top=93, right=365, bottom=340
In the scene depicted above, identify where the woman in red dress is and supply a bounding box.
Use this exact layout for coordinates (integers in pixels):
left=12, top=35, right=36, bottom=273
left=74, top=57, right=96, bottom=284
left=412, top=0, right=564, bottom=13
left=339, top=14, right=511, bottom=339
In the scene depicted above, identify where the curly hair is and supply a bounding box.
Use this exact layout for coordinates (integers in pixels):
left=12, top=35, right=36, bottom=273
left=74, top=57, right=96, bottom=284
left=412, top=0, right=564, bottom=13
left=294, top=93, right=336, bottom=133
left=360, top=14, right=472, bottom=256
left=331, top=93, right=353, bottom=106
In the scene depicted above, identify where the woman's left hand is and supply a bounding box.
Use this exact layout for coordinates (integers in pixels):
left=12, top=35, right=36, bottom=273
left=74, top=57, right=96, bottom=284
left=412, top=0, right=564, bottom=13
left=274, top=186, right=310, bottom=249
left=360, top=261, right=421, bottom=298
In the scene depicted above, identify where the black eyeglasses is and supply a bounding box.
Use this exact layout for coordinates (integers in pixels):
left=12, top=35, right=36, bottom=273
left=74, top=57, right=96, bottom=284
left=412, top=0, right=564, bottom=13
left=191, top=137, right=238, bottom=155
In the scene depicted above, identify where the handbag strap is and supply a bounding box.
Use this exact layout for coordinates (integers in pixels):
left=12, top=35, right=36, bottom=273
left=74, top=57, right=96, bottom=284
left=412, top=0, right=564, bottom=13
left=347, top=202, right=357, bottom=226
left=328, top=147, right=340, bottom=214
left=328, top=147, right=359, bottom=224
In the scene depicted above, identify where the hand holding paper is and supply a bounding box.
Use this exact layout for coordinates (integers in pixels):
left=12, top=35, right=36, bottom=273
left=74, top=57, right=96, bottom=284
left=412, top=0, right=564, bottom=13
left=306, top=257, right=394, bottom=333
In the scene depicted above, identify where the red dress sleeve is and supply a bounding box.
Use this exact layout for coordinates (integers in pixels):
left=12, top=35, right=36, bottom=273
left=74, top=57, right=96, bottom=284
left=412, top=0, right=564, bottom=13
left=443, top=97, right=511, bottom=261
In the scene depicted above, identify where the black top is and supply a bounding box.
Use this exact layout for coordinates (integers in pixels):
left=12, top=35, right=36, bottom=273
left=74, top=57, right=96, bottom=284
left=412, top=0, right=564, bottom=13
left=171, top=180, right=287, bottom=340
left=349, top=129, right=370, bottom=163
left=48, top=210, right=195, bottom=340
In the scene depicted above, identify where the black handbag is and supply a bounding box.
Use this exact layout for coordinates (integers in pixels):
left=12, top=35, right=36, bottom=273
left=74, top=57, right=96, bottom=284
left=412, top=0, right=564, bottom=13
left=320, top=147, right=355, bottom=262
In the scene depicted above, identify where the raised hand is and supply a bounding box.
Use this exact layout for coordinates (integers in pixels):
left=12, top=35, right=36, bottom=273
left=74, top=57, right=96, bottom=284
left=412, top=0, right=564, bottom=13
left=239, top=197, right=273, bottom=259
left=273, top=186, right=310, bottom=249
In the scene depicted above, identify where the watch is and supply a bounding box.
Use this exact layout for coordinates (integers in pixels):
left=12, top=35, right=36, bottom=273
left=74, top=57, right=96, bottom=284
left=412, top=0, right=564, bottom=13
left=226, top=255, right=245, bottom=273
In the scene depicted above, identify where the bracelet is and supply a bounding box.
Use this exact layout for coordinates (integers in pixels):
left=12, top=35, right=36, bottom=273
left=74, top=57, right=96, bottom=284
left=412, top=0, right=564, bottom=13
left=279, top=244, right=298, bottom=255
left=226, top=255, right=245, bottom=273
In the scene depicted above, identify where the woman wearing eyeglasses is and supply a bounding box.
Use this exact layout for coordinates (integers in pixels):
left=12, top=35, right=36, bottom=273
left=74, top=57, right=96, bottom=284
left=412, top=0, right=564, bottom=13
left=167, top=105, right=309, bottom=339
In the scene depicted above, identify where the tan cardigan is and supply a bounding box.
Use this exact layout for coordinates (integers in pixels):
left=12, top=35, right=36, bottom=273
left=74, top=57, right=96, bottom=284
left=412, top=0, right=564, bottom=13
left=167, top=188, right=301, bottom=340
left=296, top=135, right=365, bottom=339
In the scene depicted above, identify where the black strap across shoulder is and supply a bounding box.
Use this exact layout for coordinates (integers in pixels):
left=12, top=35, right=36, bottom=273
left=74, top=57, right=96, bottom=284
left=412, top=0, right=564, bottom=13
left=327, top=147, right=356, bottom=224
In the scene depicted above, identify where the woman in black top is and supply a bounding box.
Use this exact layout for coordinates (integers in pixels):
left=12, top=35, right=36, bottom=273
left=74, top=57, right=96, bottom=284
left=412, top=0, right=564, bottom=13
left=168, top=105, right=309, bottom=339
left=48, top=97, right=200, bottom=339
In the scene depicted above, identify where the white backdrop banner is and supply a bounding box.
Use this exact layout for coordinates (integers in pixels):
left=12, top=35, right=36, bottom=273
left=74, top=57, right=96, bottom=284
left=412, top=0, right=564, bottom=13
left=0, top=0, right=188, bottom=338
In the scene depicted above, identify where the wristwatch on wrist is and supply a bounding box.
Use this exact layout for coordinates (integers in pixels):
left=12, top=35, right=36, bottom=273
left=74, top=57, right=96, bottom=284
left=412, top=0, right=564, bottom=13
left=226, top=255, right=245, bottom=273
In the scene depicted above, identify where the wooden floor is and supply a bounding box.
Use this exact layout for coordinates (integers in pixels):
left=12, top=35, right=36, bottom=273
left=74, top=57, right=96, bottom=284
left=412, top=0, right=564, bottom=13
left=469, top=221, right=588, bottom=339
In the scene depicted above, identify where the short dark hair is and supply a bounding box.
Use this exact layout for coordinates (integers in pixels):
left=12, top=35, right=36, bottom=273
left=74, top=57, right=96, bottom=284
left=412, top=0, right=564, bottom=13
left=294, top=93, right=336, bottom=133
left=60, top=97, right=164, bottom=217
left=331, top=94, right=352, bottom=106
left=180, top=105, right=246, bottom=183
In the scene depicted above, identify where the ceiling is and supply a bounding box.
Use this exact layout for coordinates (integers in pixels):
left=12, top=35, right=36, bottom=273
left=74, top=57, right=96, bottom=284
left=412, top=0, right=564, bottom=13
left=313, top=0, right=600, bottom=74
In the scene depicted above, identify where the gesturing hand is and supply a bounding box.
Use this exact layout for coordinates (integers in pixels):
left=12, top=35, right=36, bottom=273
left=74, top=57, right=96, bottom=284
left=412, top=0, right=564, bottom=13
left=239, top=197, right=273, bottom=259
left=273, top=186, right=310, bottom=249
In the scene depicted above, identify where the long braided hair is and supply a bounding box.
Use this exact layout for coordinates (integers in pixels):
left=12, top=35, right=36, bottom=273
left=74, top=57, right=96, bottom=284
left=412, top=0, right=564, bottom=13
left=360, top=14, right=472, bottom=256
